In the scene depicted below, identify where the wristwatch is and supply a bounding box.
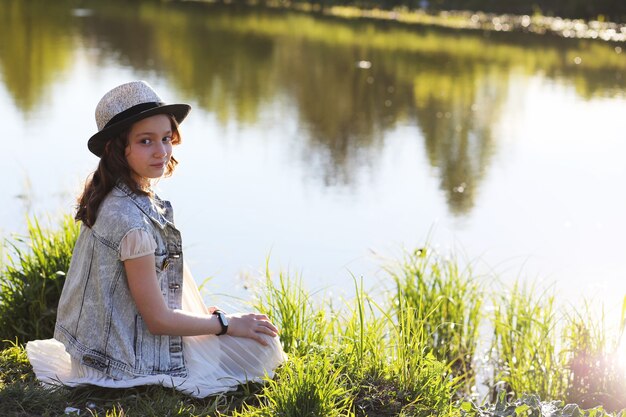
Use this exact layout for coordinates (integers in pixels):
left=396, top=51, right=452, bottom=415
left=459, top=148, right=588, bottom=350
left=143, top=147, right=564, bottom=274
left=213, top=309, right=229, bottom=336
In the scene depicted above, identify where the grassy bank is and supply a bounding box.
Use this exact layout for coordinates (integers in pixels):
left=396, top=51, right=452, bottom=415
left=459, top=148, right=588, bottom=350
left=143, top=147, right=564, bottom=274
left=240, top=0, right=626, bottom=24
left=183, top=0, right=626, bottom=42
left=1, top=217, right=626, bottom=416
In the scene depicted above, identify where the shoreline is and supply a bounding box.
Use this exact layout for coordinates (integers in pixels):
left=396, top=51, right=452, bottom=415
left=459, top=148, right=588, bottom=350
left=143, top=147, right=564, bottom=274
left=189, top=0, right=626, bottom=43
left=323, top=6, right=626, bottom=42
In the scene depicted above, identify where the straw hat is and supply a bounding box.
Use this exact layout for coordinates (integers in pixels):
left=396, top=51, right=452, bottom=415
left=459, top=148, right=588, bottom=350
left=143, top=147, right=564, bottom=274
left=88, top=81, right=191, bottom=157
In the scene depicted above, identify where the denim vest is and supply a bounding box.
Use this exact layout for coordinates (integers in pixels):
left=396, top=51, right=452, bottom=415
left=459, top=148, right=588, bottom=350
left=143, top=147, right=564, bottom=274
left=54, top=182, right=186, bottom=379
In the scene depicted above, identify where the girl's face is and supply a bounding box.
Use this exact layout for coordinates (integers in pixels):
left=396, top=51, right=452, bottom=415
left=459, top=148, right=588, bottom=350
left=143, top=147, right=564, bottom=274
left=125, top=114, right=174, bottom=187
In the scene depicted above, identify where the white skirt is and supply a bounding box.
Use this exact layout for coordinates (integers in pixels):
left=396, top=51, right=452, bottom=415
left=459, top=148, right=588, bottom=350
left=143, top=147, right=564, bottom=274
left=26, top=264, right=286, bottom=398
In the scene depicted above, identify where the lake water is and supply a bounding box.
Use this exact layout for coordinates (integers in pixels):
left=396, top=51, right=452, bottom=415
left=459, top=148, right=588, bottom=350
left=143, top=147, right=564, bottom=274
left=2, top=0, right=626, bottom=311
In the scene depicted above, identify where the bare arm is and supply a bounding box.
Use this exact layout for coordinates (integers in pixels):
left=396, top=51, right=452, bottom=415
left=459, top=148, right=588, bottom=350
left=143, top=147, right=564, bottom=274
left=125, top=254, right=278, bottom=345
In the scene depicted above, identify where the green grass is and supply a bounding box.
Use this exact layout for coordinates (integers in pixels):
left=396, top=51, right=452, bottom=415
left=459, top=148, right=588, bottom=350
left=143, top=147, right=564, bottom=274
left=0, top=216, right=79, bottom=348
left=234, top=354, right=355, bottom=417
left=2, top=216, right=626, bottom=415
left=389, top=248, right=483, bottom=392
left=562, top=299, right=626, bottom=410
left=488, top=284, right=626, bottom=412
left=252, top=264, right=331, bottom=356
left=489, top=281, right=568, bottom=401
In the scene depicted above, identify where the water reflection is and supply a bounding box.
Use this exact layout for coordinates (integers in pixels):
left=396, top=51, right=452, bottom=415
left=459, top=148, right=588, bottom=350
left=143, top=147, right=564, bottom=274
left=279, top=41, right=399, bottom=186
left=413, top=61, right=507, bottom=214
left=2, top=0, right=626, bottom=214
left=0, top=0, right=76, bottom=114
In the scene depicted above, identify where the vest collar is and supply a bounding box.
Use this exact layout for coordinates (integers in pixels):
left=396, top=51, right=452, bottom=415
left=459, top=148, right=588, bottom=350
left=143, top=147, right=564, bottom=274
left=114, top=181, right=172, bottom=230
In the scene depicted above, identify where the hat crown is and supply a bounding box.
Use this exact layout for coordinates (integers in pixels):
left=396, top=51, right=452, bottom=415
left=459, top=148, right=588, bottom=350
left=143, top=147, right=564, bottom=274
left=95, top=81, right=163, bottom=131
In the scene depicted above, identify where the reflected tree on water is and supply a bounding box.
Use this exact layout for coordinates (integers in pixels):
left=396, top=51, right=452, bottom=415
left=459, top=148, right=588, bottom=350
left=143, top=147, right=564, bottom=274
left=3, top=0, right=626, bottom=216
left=276, top=37, right=507, bottom=215
left=78, top=3, right=165, bottom=74
left=0, top=0, right=76, bottom=115
left=77, top=2, right=278, bottom=126
left=277, top=40, right=410, bottom=186
left=413, top=60, right=508, bottom=215
left=0, top=0, right=509, bottom=215
left=154, top=5, right=279, bottom=126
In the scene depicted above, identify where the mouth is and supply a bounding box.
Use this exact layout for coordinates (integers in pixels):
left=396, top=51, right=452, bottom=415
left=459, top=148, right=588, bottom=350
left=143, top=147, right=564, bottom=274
left=150, top=162, right=167, bottom=168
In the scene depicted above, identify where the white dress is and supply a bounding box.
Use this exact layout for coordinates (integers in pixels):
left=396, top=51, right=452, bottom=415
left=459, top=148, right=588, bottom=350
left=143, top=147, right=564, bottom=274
left=26, top=230, right=286, bottom=398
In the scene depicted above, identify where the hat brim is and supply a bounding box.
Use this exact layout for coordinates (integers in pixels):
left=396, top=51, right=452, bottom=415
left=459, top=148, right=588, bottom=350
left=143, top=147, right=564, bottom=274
left=88, top=103, right=191, bottom=157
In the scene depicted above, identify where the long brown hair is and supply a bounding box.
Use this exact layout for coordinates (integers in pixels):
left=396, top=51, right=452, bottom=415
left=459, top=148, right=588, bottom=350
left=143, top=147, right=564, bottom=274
left=76, top=115, right=182, bottom=228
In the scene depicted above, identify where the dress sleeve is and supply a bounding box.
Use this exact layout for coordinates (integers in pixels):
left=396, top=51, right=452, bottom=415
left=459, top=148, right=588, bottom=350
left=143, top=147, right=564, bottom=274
left=119, top=229, right=157, bottom=261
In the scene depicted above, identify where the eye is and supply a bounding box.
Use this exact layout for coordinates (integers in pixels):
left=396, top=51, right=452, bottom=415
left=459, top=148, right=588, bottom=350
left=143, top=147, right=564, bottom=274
left=139, top=138, right=152, bottom=145
left=162, top=135, right=173, bottom=143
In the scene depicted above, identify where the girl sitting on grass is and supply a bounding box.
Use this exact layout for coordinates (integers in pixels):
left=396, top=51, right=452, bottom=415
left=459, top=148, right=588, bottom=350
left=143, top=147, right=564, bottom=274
left=26, top=80, right=286, bottom=398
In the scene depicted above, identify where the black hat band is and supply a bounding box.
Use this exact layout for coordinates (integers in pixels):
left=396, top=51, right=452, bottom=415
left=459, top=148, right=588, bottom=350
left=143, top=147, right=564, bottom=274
left=102, top=101, right=163, bottom=130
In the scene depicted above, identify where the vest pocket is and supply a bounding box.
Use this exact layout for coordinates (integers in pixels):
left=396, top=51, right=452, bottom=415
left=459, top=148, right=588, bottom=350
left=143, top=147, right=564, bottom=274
left=134, top=314, right=166, bottom=373
left=133, top=315, right=144, bottom=370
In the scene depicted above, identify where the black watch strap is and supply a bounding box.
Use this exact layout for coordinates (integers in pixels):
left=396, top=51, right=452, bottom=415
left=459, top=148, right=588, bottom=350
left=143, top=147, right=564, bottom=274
left=213, top=309, right=229, bottom=336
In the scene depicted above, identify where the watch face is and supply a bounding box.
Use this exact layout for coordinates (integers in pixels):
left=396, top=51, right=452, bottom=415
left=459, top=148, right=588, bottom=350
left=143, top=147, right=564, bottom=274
left=213, top=310, right=229, bottom=335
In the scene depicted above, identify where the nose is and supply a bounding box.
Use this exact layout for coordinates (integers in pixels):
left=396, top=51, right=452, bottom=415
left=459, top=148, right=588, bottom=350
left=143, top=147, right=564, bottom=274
left=154, top=141, right=170, bottom=158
